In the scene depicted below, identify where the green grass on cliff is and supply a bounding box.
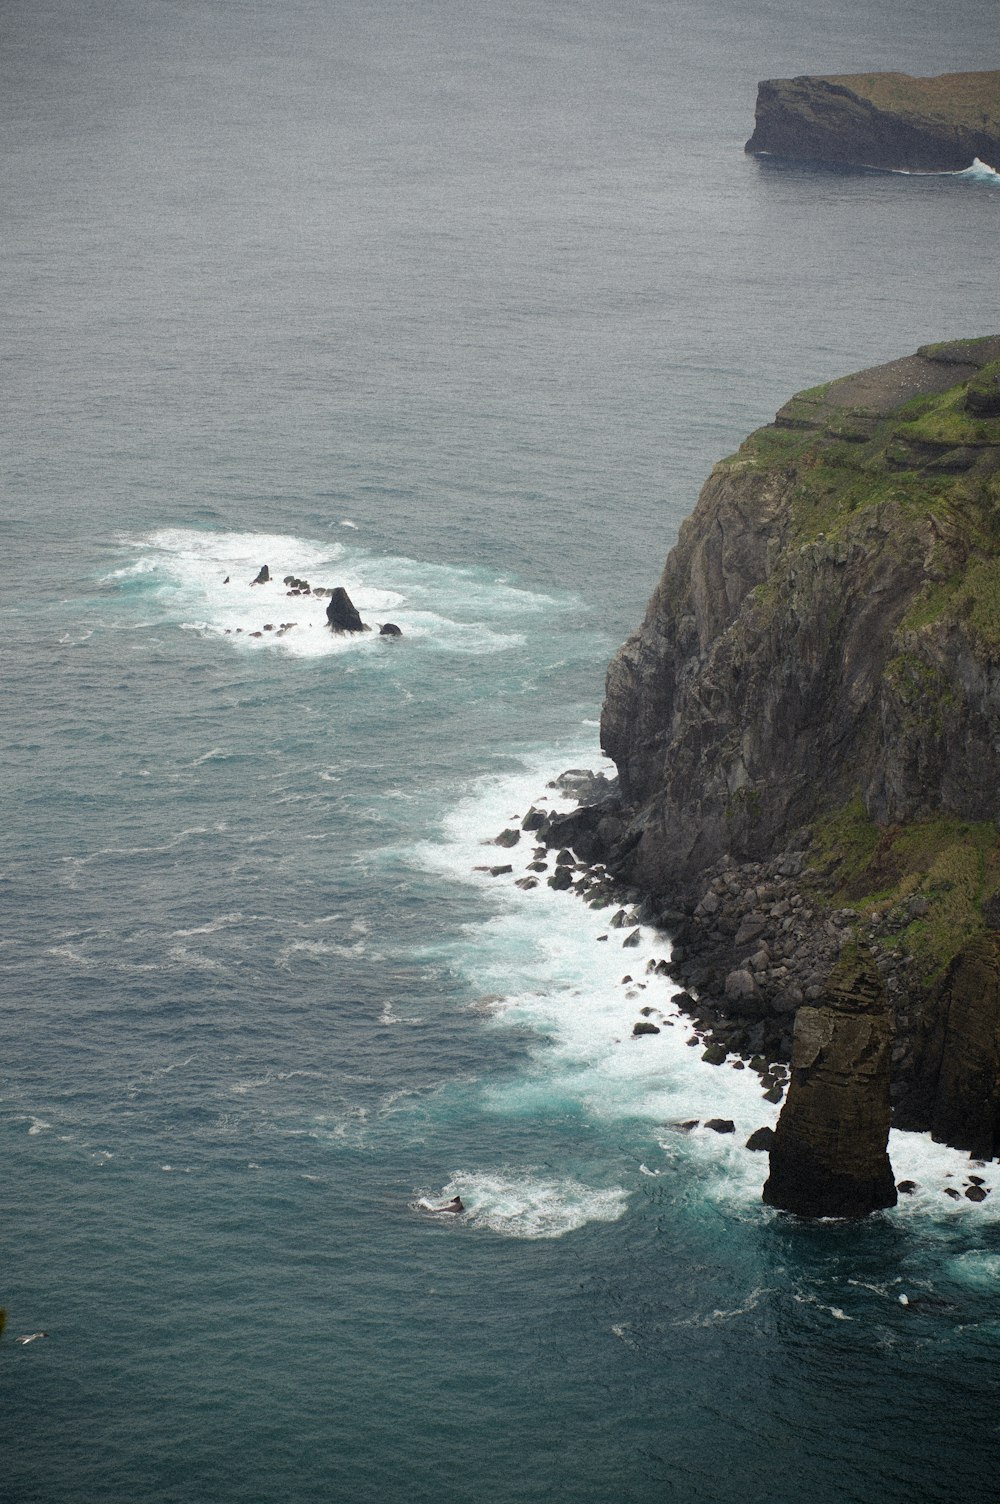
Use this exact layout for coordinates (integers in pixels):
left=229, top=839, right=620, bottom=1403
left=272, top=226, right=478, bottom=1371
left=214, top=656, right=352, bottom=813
left=827, top=71, right=1000, bottom=132
left=810, top=799, right=1000, bottom=984
left=721, top=359, right=1000, bottom=649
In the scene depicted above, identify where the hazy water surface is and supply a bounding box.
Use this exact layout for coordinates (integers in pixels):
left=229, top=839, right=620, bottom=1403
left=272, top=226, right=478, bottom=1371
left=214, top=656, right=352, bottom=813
left=3, top=2, right=1000, bottom=1500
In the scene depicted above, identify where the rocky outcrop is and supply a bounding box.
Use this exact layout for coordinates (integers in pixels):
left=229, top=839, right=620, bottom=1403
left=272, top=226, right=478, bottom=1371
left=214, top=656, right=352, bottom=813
left=763, top=946, right=897, bottom=1217
left=326, top=587, right=367, bottom=632
left=598, top=337, right=1000, bottom=1158
left=746, top=71, right=1000, bottom=172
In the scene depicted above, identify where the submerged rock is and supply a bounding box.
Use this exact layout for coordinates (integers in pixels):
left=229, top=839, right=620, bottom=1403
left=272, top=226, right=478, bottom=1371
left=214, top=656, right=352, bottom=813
left=379, top=622, right=402, bottom=636
left=763, top=944, right=897, bottom=1218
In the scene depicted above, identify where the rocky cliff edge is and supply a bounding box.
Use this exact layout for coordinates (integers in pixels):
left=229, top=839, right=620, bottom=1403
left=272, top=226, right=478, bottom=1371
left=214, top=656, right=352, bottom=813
left=599, top=338, right=1000, bottom=1155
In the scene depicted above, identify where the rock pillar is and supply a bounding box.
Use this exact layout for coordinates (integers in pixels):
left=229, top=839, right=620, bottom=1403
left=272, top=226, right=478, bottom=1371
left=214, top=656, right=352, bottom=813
left=763, top=944, right=897, bottom=1218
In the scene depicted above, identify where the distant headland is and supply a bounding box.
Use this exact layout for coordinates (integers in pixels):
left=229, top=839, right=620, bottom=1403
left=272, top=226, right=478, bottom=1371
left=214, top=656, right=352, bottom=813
left=745, top=70, right=1000, bottom=172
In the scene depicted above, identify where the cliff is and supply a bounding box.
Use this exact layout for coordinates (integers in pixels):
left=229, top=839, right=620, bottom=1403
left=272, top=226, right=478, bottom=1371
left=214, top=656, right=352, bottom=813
left=745, top=71, right=1000, bottom=173
left=600, top=337, right=1000, bottom=1157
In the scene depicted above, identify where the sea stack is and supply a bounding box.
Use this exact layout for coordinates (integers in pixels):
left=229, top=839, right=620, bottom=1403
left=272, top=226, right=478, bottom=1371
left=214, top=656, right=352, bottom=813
left=326, top=587, right=367, bottom=632
left=763, top=945, right=897, bottom=1219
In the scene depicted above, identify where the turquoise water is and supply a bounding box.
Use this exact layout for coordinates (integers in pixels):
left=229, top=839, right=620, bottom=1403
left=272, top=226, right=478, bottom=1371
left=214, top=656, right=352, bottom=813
left=4, top=2, right=1000, bottom=1499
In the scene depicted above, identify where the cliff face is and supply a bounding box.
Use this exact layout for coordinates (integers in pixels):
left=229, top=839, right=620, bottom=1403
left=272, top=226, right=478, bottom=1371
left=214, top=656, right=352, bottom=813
left=745, top=71, right=1000, bottom=173
left=600, top=339, right=1000, bottom=1157
left=603, top=337, right=1000, bottom=893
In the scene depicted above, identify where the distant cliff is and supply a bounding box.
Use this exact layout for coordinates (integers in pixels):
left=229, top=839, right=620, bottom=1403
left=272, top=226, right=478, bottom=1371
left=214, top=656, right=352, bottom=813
left=745, top=71, right=1000, bottom=172
left=600, top=338, right=1000, bottom=1157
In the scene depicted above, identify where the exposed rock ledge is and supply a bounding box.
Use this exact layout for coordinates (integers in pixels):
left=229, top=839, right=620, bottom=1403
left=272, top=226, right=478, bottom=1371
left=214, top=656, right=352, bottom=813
left=745, top=71, right=1000, bottom=172
left=593, top=337, right=1000, bottom=1164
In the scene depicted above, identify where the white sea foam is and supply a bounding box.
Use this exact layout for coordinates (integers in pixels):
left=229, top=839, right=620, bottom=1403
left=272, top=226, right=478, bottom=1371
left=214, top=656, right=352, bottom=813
left=674, top=1286, right=773, bottom=1327
left=411, top=745, right=1000, bottom=1224
left=948, top=1251, right=1000, bottom=1288
left=951, top=157, right=1000, bottom=185
left=172, top=912, right=244, bottom=937
left=405, top=747, right=787, bottom=1220
left=432, top=1169, right=628, bottom=1239
left=877, top=157, right=1000, bottom=185
left=111, top=526, right=568, bottom=659
left=886, top=1129, right=1000, bottom=1221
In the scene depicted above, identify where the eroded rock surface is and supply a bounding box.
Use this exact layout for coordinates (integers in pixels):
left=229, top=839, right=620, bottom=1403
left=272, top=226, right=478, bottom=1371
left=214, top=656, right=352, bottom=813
left=763, top=946, right=897, bottom=1218
left=326, top=587, right=367, bottom=632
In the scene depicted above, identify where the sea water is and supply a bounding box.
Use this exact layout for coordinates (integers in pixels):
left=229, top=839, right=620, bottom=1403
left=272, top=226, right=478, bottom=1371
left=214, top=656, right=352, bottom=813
left=3, top=1, right=1000, bottom=1500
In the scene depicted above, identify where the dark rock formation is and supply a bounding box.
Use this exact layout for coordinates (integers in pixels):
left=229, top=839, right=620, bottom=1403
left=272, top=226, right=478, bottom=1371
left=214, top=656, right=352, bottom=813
left=763, top=946, right=897, bottom=1218
left=746, top=71, right=1000, bottom=172
left=379, top=622, right=402, bottom=636
left=251, top=565, right=270, bottom=585
left=326, top=587, right=367, bottom=632
left=901, top=934, right=1000, bottom=1160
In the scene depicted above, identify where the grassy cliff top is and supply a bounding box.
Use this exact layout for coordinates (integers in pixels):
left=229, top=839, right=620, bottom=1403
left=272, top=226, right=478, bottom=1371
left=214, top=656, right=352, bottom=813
left=817, top=71, right=1000, bottom=133
left=811, top=799, right=1000, bottom=986
left=718, top=341, right=1000, bottom=651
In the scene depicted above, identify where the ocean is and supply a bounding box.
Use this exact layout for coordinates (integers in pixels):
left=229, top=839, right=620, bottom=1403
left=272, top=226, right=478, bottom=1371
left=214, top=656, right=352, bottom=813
left=3, top=1, right=1000, bottom=1499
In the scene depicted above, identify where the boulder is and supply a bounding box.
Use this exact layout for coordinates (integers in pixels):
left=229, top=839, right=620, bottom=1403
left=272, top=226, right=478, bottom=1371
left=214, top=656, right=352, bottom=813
left=746, top=1126, right=776, bottom=1152
left=705, top=1118, right=736, bottom=1134
left=494, top=829, right=520, bottom=848
left=379, top=622, right=402, bottom=636
left=251, top=565, right=270, bottom=585
left=763, top=944, right=897, bottom=1218
left=632, top=1021, right=661, bottom=1036
left=724, top=968, right=758, bottom=1002
left=326, top=587, right=367, bottom=632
